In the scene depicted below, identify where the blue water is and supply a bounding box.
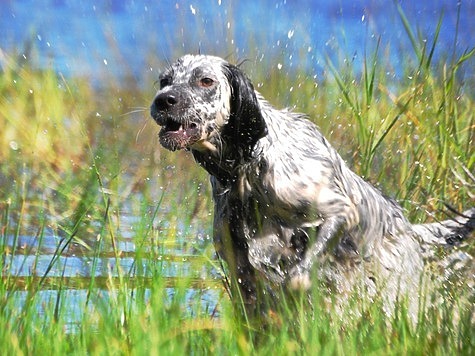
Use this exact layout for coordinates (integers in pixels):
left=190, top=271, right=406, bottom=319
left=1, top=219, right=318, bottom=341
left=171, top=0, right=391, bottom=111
left=1, top=0, right=474, bottom=84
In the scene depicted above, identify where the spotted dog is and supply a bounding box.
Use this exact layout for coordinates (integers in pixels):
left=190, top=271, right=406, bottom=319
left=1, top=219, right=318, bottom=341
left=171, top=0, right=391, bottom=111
left=150, top=54, right=474, bottom=314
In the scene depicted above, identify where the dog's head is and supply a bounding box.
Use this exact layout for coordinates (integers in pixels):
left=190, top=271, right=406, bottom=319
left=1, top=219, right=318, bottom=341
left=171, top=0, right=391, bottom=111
left=150, top=55, right=267, bottom=154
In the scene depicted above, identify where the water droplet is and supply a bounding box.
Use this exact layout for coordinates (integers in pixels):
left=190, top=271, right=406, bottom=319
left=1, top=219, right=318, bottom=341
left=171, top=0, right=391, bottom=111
left=9, top=141, right=18, bottom=150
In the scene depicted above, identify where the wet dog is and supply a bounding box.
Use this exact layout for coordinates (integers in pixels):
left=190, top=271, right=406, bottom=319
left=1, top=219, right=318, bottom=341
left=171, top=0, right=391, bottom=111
left=150, top=54, right=474, bottom=314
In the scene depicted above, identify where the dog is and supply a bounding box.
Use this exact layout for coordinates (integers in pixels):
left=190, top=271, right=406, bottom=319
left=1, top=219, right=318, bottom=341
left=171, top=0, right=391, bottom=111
left=150, top=54, right=474, bottom=315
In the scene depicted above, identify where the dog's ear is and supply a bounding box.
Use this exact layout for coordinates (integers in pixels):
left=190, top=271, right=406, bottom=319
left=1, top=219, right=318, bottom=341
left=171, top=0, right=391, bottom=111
left=223, top=63, right=267, bottom=156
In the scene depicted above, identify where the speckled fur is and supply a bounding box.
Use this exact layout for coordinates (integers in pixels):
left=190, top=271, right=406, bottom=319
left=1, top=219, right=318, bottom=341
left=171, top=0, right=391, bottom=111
left=150, top=54, right=474, bottom=315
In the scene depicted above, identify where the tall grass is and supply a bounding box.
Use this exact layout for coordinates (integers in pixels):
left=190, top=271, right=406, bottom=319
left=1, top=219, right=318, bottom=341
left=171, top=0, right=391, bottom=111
left=1, top=7, right=474, bottom=355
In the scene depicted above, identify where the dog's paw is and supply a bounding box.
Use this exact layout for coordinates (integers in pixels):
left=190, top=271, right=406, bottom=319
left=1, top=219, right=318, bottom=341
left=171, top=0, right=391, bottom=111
left=288, top=269, right=312, bottom=290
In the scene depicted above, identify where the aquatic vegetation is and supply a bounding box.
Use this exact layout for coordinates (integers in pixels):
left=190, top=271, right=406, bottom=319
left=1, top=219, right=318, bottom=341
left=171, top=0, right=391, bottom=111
left=0, top=4, right=474, bottom=354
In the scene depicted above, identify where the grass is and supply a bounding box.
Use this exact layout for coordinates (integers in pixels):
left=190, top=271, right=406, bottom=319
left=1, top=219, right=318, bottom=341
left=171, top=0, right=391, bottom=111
left=1, top=7, right=475, bottom=354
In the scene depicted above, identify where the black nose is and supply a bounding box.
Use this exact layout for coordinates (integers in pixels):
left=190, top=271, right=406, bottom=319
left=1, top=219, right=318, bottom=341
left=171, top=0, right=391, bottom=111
left=153, top=92, right=178, bottom=111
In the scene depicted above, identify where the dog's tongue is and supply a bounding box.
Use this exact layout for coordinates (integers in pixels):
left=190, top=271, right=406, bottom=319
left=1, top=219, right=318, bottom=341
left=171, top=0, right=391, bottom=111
left=178, top=126, right=196, bottom=140
left=165, top=121, right=198, bottom=136
left=159, top=121, right=201, bottom=151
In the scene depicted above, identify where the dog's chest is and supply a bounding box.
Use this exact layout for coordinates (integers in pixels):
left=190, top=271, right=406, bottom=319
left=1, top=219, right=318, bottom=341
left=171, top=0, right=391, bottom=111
left=232, top=168, right=323, bottom=243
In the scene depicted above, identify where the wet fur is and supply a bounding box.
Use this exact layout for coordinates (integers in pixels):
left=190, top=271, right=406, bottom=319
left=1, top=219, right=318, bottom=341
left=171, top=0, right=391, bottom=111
left=150, top=54, right=475, bottom=314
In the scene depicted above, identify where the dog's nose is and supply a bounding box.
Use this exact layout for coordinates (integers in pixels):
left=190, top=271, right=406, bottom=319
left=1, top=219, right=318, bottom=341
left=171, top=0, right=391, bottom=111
left=153, top=92, right=178, bottom=111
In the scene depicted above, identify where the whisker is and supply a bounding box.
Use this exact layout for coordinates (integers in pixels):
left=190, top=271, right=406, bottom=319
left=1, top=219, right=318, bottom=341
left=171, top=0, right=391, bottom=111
left=120, top=107, right=148, bottom=117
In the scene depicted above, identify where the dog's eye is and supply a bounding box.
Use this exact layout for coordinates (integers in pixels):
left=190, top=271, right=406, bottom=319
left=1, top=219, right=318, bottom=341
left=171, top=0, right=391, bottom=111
left=160, top=78, right=171, bottom=89
left=199, top=77, right=215, bottom=87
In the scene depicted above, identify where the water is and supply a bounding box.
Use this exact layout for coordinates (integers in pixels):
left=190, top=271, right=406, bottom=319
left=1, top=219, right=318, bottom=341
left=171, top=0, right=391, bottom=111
left=1, top=0, right=474, bottom=84
left=3, top=203, right=218, bottom=277
left=2, top=206, right=222, bottom=332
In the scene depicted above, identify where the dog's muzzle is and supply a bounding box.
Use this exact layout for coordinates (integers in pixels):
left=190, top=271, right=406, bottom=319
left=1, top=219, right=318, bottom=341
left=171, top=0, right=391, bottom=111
left=151, top=90, right=201, bottom=151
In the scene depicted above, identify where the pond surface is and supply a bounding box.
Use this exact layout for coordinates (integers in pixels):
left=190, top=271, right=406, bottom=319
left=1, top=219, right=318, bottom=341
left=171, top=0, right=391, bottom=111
left=1, top=0, right=474, bottom=83
left=2, top=203, right=223, bottom=332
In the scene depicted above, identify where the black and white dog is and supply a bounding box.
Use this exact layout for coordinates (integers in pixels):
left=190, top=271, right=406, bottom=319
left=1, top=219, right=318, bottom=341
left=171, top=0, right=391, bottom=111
left=150, top=54, right=474, bottom=314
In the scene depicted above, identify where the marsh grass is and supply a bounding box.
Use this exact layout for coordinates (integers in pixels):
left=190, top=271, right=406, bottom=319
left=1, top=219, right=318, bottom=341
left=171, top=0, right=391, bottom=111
left=1, top=6, right=475, bottom=354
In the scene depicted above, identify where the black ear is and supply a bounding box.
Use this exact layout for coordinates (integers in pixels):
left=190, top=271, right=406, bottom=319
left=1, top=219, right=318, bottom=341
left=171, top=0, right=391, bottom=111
left=223, top=63, right=267, bottom=157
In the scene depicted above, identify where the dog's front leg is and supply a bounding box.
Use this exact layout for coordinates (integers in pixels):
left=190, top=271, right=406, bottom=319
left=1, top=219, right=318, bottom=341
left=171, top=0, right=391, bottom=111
left=288, top=215, right=346, bottom=290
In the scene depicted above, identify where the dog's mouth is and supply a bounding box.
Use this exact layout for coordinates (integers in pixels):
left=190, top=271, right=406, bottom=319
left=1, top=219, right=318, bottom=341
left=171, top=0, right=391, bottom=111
left=158, top=118, right=201, bottom=151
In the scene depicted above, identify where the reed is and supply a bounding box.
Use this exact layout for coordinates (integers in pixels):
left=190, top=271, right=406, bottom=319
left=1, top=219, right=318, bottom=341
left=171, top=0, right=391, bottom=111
left=0, top=5, right=474, bottom=354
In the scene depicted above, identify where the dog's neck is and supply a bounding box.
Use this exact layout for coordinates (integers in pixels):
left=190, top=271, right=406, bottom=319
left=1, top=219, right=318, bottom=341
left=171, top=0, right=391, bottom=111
left=191, top=139, right=260, bottom=186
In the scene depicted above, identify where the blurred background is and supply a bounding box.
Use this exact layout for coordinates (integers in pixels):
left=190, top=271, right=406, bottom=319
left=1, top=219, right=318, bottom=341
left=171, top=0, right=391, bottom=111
left=2, top=0, right=474, bottom=85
